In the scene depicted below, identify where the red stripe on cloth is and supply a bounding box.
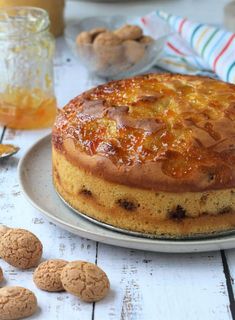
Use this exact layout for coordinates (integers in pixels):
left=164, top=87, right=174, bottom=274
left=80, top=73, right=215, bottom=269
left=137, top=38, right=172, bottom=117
left=141, top=17, right=147, bottom=25
left=213, top=34, right=235, bottom=71
left=167, top=42, right=186, bottom=56
left=179, top=18, right=187, bottom=34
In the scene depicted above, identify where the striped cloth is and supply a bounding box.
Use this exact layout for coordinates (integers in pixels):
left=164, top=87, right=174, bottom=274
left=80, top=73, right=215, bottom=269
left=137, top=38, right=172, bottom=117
left=134, top=11, right=235, bottom=84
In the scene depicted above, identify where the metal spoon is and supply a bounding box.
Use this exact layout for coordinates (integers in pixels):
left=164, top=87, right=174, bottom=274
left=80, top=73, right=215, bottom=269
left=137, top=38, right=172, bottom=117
left=0, top=144, right=19, bottom=160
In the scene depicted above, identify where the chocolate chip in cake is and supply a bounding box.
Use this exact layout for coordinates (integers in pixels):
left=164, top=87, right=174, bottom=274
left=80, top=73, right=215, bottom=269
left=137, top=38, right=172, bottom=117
left=80, top=187, right=92, bottom=197
left=208, top=172, right=216, bottom=182
left=169, top=205, right=186, bottom=220
left=117, top=199, right=139, bottom=211
left=219, top=206, right=232, bottom=214
left=200, top=193, right=208, bottom=205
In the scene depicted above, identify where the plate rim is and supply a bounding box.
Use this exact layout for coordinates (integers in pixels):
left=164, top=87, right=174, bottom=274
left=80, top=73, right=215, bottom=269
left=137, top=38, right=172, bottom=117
left=18, top=134, right=235, bottom=253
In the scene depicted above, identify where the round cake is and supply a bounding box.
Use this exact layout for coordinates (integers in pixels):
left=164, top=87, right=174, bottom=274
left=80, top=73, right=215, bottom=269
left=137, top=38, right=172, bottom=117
left=52, top=74, right=235, bottom=238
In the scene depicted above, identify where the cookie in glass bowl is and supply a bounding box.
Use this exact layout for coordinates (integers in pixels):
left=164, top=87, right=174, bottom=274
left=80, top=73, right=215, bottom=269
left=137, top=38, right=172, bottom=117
left=65, top=16, right=170, bottom=79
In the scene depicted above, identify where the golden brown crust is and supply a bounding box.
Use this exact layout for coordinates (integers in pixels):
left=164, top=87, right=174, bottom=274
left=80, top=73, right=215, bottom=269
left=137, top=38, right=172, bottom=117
left=52, top=74, right=235, bottom=192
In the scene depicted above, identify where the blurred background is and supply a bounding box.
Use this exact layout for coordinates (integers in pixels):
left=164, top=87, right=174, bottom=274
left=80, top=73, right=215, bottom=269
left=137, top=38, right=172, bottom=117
left=65, top=0, right=231, bottom=26
left=0, top=0, right=233, bottom=37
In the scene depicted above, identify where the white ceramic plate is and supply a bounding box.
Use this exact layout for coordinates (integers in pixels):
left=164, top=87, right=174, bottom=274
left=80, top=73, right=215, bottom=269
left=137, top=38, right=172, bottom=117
left=18, top=134, right=235, bottom=253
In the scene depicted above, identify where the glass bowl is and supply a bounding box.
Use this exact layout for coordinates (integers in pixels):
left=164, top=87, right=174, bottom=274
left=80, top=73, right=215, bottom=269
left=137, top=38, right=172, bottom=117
left=65, top=15, right=171, bottom=80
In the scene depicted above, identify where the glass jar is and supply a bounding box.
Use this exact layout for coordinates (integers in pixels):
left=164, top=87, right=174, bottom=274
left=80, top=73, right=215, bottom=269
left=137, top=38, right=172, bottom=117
left=0, top=0, right=65, bottom=37
left=0, top=6, right=57, bottom=129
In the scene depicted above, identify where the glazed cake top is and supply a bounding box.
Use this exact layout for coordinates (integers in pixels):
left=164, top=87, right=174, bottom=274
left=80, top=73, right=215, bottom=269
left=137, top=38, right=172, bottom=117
left=53, top=74, right=235, bottom=192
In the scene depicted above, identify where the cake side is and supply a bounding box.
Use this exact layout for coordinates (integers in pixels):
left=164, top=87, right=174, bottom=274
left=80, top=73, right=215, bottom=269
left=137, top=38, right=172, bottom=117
left=53, top=147, right=235, bottom=237
left=52, top=74, right=235, bottom=192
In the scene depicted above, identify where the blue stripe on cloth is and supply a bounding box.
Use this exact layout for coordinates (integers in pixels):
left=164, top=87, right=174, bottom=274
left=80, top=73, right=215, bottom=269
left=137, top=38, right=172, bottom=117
left=170, top=14, right=178, bottom=29
left=207, top=30, right=228, bottom=61
left=201, top=28, right=219, bottom=57
left=227, top=61, right=235, bottom=82
left=190, top=24, right=203, bottom=46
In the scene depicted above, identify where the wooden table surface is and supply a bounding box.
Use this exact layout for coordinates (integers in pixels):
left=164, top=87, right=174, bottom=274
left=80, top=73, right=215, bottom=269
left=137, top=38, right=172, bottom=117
left=1, top=1, right=235, bottom=318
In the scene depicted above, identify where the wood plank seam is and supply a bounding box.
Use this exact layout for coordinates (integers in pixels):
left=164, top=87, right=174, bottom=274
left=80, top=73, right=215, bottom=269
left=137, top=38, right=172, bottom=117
left=92, top=242, right=99, bottom=320
left=0, top=126, right=6, bottom=143
left=221, top=250, right=235, bottom=319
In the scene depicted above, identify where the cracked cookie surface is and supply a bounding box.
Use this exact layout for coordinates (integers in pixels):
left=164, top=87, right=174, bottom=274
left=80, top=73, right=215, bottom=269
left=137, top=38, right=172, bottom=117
left=0, top=286, right=37, bottom=320
left=61, top=261, right=110, bottom=302
left=33, top=259, right=68, bottom=292
left=0, top=229, right=42, bottom=269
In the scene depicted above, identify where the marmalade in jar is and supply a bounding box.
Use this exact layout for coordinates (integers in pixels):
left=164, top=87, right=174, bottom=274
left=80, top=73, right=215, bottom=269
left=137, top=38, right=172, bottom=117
left=0, top=7, right=57, bottom=129
left=0, top=87, right=57, bottom=129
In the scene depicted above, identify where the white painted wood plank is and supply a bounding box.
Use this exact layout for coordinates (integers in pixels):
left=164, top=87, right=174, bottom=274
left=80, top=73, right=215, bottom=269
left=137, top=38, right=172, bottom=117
left=0, top=129, right=96, bottom=319
left=223, top=249, right=235, bottom=294
left=95, top=244, right=232, bottom=320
